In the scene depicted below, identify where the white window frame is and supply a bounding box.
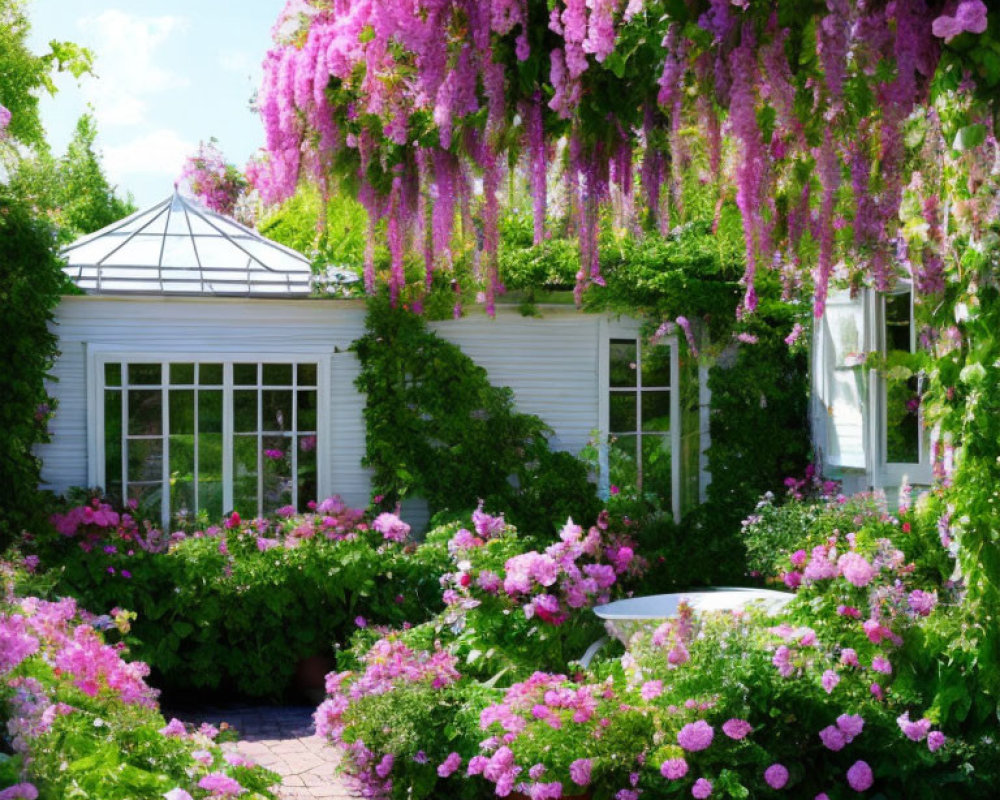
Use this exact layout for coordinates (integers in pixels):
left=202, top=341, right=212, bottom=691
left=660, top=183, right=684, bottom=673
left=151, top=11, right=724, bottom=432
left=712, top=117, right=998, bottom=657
left=86, top=346, right=331, bottom=524
left=598, top=318, right=681, bottom=520
left=874, top=284, right=933, bottom=489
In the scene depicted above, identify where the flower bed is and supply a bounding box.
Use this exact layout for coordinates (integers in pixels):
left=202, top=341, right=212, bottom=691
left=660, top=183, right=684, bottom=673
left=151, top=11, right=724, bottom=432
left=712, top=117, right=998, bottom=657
left=24, top=497, right=449, bottom=698
left=314, top=493, right=1000, bottom=799
left=0, top=560, right=279, bottom=799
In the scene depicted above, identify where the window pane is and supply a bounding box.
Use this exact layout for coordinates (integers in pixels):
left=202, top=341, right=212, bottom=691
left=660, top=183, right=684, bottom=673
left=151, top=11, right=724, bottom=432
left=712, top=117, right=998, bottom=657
left=262, top=363, right=293, bottom=386
left=609, top=434, right=639, bottom=488
left=128, top=390, right=162, bottom=435
left=610, top=392, right=637, bottom=433
left=642, top=434, right=672, bottom=497
left=886, top=375, right=920, bottom=463
left=105, top=363, right=121, bottom=387
left=127, top=483, right=162, bottom=521
left=234, top=390, right=258, bottom=433
left=170, top=363, right=195, bottom=384
left=198, top=389, right=223, bottom=519
left=297, top=390, right=317, bottom=431
left=641, top=346, right=671, bottom=388
left=127, top=438, right=162, bottom=484
left=199, top=363, right=223, bottom=385
left=262, top=390, right=292, bottom=432
left=104, top=390, right=122, bottom=499
left=128, top=363, right=162, bottom=385
left=885, top=292, right=911, bottom=353
left=298, top=434, right=317, bottom=508
left=198, top=390, right=223, bottom=434
left=642, top=390, right=671, bottom=432
left=234, top=363, right=258, bottom=385
left=233, top=435, right=258, bottom=481
left=297, top=363, right=317, bottom=386
left=169, top=431, right=195, bottom=518
left=262, top=436, right=292, bottom=513
left=169, top=390, right=195, bottom=435
left=610, top=340, right=637, bottom=388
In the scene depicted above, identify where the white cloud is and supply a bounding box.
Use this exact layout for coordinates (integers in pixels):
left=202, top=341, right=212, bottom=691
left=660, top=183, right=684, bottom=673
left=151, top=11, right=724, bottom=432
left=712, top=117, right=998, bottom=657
left=78, top=10, right=190, bottom=127
left=103, top=129, right=195, bottom=182
left=218, top=49, right=254, bottom=75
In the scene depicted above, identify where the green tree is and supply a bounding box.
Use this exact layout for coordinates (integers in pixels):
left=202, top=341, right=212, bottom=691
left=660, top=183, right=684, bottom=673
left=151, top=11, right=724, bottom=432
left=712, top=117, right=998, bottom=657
left=9, top=114, right=135, bottom=242
left=0, top=0, right=91, bottom=152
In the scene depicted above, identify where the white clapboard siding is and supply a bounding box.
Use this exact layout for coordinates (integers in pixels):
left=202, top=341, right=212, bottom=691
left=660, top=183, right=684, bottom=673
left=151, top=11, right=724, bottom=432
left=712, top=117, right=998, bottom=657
left=39, top=297, right=611, bottom=517
left=432, top=309, right=603, bottom=455
left=38, top=296, right=368, bottom=501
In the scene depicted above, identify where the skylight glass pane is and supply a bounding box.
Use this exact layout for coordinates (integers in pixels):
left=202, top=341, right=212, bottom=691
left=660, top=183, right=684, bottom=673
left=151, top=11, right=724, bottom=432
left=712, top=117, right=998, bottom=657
left=161, top=235, right=200, bottom=268
left=102, top=237, right=165, bottom=267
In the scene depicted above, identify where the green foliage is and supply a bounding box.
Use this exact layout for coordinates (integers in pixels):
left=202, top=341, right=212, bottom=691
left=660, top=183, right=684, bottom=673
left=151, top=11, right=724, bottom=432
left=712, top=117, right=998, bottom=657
left=352, top=296, right=600, bottom=534
left=257, top=182, right=369, bottom=274
left=8, top=114, right=136, bottom=243
left=0, top=0, right=93, bottom=152
left=27, top=507, right=438, bottom=699
left=0, top=188, right=72, bottom=545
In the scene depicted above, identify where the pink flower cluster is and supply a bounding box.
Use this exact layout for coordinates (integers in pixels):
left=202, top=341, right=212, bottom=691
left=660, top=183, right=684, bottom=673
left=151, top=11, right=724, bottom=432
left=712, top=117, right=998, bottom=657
left=444, top=514, right=641, bottom=627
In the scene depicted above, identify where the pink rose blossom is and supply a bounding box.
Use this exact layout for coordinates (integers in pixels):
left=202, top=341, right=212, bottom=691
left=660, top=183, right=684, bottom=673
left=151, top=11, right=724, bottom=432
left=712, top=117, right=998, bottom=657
left=819, top=724, right=847, bottom=751
left=822, top=669, right=840, bottom=693
left=764, top=763, right=789, bottom=790
left=722, top=718, right=753, bottom=740
left=677, top=720, right=714, bottom=751
left=692, top=777, right=713, bottom=798
left=660, top=758, right=688, bottom=779
left=927, top=731, right=946, bottom=752
left=846, top=760, right=873, bottom=792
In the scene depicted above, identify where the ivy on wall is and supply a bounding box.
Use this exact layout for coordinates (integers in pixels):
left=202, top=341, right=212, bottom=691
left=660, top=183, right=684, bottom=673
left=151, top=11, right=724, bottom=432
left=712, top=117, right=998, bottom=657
left=0, top=189, right=73, bottom=544
left=352, top=296, right=600, bottom=535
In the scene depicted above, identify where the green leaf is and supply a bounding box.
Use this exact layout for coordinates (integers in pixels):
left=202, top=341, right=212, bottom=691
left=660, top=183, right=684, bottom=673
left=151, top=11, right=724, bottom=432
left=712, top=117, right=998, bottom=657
left=952, top=123, right=986, bottom=151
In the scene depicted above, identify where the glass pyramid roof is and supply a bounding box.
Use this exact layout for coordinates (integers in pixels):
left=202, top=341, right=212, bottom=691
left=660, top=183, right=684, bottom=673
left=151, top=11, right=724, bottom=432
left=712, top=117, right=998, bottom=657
left=61, top=191, right=313, bottom=296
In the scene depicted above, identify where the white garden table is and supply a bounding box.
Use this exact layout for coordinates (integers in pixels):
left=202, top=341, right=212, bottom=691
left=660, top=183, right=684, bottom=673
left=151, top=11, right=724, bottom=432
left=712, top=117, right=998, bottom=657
left=580, top=587, right=794, bottom=667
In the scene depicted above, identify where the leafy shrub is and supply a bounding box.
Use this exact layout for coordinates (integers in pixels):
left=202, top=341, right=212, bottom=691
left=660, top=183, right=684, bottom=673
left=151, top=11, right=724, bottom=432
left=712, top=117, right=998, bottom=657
left=353, top=297, right=601, bottom=535
left=0, top=189, right=72, bottom=547
left=317, top=506, right=644, bottom=799
left=0, top=560, right=279, bottom=799
left=23, top=498, right=445, bottom=699
left=316, top=492, right=1000, bottom=799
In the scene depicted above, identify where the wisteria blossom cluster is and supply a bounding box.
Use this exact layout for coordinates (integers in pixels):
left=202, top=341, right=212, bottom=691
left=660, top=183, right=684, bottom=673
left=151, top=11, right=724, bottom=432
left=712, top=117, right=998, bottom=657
left=251, top=0, right=992, bottom=317
left=440, top=509, right=643, bottom=627
left=178, top=139, right=250, bottom=220
left=0, top=572, right=278, bottom=799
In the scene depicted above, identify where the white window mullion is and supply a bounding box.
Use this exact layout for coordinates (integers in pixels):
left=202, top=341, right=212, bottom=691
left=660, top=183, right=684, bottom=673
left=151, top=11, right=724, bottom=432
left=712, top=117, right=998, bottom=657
left=257, top=364, right=263, bottom=518
left=161, top=363, right=170, bottom=528
left=193, top=371, right=200, bottom=516
left=670, top=342, right=681, bottom=522
left=121, top=378, right=128, bottom=503
left=222, top=363, right=233, bottom=514
left=291, top=364, right=299, bottom=510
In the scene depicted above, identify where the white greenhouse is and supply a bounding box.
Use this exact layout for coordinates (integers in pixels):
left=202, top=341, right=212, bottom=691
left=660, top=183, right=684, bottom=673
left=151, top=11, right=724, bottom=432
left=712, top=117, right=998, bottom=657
left=39, top=192, right=708, bottom=528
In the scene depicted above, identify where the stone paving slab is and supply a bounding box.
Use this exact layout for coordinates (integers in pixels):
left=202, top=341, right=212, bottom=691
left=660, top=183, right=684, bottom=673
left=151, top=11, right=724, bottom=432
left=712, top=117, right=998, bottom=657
left=169, top=705, right=358, bottom=800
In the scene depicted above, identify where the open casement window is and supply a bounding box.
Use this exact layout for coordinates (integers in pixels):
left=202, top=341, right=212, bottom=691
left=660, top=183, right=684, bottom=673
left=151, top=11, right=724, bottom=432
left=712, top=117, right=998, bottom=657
left=814, top=289, right=870, bottom=470
left=877, top=285, right=933, bottom=487
left=91, top=355, right=327, bottom=525
left=602, top=325, right=681, bottom=519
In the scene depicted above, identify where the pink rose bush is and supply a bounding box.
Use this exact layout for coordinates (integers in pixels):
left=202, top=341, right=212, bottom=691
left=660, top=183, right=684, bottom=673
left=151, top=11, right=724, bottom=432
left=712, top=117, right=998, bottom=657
left=314, top=491, right=985, bottom=799
left=0, top=560, right=278, bottom=798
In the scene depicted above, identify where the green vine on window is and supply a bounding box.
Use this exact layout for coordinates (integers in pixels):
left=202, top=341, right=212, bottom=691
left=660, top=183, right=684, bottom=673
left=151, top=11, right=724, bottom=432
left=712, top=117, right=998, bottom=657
left=352, top=295, right=599, bottom=535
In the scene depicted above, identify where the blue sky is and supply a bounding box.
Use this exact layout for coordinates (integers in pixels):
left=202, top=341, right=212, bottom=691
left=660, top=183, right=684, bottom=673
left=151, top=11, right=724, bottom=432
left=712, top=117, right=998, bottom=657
left=27, top=1, right=283, bottom=208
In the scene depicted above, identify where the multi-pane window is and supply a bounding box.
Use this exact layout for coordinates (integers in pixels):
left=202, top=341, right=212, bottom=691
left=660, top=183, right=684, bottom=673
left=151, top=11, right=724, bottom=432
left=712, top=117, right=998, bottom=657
left=101, top=360, right=320, bottom=524
left=883, top=289, right=921, bottom=465
left=608, top=338, right=673, bottom=496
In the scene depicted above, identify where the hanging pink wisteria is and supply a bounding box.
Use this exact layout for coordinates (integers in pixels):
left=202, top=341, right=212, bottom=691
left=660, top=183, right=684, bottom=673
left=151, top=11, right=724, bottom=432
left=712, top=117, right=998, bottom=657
left=248, top=0, right=993, bottom=317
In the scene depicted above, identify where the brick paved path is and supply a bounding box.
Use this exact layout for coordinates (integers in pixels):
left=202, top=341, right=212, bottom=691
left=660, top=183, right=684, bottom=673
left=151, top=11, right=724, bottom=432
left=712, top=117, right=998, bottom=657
left=174, top=706, right=357, bottom=800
